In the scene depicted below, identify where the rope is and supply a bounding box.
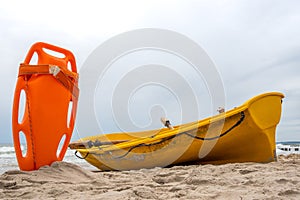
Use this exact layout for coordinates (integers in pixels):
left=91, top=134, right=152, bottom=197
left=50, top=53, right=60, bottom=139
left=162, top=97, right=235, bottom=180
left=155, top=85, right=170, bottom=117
left=75, top=151, right=89, bottom=159
left=183, top=111, right=245, bottom=140
left=112, top=135, right=177, bottom=159
left=24, top=75, right=36, bottom=169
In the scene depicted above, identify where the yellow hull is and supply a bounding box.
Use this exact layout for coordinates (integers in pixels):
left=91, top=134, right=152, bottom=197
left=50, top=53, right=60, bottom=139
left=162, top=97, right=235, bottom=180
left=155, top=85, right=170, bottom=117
left=70, top=92, right=284, bottom=171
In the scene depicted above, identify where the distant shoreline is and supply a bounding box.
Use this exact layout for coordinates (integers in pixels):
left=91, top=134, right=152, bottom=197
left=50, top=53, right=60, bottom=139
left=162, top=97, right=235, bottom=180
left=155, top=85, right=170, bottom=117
left=276, top=141, right=300, bottom=145
left=1, top=141, right=300, bottom=145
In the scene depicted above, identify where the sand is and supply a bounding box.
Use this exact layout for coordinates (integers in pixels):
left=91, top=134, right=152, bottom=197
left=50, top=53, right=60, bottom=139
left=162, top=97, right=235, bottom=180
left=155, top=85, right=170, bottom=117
left=0, top=154, right=299, bottom=200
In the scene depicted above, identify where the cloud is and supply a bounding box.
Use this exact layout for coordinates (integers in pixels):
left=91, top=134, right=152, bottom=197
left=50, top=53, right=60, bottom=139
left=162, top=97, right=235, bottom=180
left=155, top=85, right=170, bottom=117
left=1, top=0, right=300, bottom=143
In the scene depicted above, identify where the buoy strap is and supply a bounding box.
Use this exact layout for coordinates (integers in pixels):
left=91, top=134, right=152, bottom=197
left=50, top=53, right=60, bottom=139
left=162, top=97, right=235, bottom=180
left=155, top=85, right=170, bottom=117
left=18, top=64, right=79, bottom=99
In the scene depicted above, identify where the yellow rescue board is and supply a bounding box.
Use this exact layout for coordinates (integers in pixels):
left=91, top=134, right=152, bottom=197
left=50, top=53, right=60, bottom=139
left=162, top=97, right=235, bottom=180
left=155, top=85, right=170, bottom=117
left=69, top=92, right=284, bottom=171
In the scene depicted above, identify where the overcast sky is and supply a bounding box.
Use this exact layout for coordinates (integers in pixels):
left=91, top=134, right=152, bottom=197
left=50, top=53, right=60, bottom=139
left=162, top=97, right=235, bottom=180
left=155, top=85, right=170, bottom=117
left=0, top=0, right=299, bottom=144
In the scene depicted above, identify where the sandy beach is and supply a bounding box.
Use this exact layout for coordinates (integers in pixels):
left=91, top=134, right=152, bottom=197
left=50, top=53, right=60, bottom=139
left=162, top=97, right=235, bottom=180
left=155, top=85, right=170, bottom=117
left=0, top=154, right=299, bottom=200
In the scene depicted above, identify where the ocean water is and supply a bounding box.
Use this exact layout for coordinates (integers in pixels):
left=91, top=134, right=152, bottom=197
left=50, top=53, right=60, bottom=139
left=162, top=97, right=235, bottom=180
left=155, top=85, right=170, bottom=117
left=0, top=144, right=97, bottom=175
left=1, top=143, right=299, bottom=175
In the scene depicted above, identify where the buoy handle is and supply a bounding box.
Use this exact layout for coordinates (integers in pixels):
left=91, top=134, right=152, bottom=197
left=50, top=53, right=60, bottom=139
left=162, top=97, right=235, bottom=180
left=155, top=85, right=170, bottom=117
left=23, top=42, right=77, bottom=73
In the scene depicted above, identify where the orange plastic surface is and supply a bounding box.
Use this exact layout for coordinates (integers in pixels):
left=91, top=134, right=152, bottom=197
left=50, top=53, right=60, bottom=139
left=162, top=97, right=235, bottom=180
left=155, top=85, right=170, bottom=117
left=12, top=42, right=79, bottom=171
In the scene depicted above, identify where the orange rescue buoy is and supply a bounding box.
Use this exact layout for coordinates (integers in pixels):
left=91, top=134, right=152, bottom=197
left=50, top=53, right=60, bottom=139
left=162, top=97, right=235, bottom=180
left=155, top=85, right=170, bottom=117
left=12, top=42, right=79, bottom=171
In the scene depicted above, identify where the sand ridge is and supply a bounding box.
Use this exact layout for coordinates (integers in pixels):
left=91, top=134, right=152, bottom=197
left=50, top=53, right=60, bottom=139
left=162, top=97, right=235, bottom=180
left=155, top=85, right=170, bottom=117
left=0, top=154, right=299, bottom=200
